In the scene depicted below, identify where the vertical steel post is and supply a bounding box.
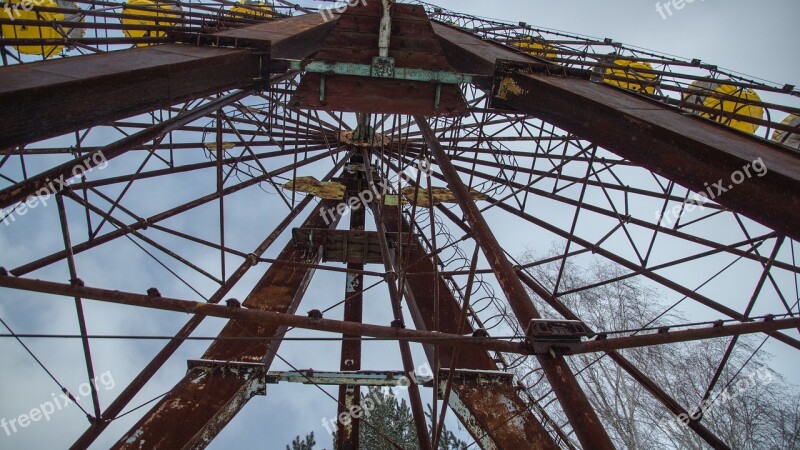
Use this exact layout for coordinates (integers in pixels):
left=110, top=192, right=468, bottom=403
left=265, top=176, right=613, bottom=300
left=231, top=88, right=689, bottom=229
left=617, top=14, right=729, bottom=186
left=336, top=167, right=366, bottom=450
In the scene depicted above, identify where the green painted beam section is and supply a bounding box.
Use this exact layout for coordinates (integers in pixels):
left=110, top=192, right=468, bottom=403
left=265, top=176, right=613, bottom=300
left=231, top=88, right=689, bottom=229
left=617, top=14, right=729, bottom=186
left=286, top=59, right=474, bottom=84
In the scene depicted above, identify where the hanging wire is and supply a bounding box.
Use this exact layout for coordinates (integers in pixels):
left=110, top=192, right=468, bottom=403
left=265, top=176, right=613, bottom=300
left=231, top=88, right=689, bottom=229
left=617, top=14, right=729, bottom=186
left=0, top=314, right=95, bottom=420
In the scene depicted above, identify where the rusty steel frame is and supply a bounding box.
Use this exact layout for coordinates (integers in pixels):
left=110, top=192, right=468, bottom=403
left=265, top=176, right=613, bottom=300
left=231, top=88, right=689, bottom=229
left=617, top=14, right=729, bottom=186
left=66, top=149, right=352, bottom=449
left=336, top=168, right=367, bottom=450
left=362, top=147, right=434, bottom=450
left=415, top=116, right=616, bottom=450
left=0, top=277, right=529, bottom=353
left=430, top=22, right=800, bottom=242
left=513, top=268, right=732, bottom=449
left=380, top=204, right=565, bottom=449
left=1, top=4, right=799, bottom=450
left=384, top=126, right=763, bottom=449
left=0, top=90, right=252, bottom=209
left=0, top=50, right=262, bottom=148
left=388, top=130, right=800, bottom=353
left=374, top=150, right=574, bottom=448
left=1, top=276, right=797, bottom=358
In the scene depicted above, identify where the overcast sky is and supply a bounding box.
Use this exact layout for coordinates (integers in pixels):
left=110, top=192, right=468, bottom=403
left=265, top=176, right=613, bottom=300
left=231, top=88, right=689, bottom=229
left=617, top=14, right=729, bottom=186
left=0, top=1, right=798, bottom=449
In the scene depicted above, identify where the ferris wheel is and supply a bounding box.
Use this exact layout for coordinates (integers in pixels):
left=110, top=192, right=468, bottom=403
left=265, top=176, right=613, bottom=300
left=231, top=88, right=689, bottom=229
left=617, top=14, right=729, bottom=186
left=0, top=1, right=799, bottom=449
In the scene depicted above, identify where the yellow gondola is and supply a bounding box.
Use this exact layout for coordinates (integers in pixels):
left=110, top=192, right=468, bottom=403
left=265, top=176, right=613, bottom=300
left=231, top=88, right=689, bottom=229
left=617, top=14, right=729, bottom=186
left=772, top=114, right=800, bottom=150
left=514, top=36, right=557, bottom=59
left=229, top=0, right=273, bottom=20
left=1, top=0, right=65, bottom=57
left=122, top=0, right=180, bottom=46
left=602, top=59, right=658, bottom=95
left=683, top=80, right=764, bottom=134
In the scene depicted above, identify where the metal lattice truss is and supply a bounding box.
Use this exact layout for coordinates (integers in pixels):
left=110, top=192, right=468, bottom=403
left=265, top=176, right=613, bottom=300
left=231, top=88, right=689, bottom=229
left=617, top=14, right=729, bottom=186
left=0, top=1, right=799, bottom=449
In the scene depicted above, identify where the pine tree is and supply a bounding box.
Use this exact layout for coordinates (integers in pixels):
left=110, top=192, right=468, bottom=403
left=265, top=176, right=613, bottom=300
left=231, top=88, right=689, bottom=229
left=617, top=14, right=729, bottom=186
left=351, top=387, right=470, bottom=449
left=287, top=432, right=316, bottom=450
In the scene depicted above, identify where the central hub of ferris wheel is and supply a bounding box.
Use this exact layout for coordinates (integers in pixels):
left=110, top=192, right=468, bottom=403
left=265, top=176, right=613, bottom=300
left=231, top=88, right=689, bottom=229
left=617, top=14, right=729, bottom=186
left=337, top=113, right=391, bottom=148
left=337, top=129, right=392, bottom=148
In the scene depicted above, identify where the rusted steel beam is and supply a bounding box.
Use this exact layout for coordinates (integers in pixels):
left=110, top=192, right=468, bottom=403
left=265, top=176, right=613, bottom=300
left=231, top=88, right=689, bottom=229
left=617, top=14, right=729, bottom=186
left=515, top=270, right=731, bottom=450
left=0, top=47, right=262, bottom=148
left=494, top=70, right=800, bottom=242
left=70, top=152, right=351, bottom=450
left=432, top=22, right=532, bottom=86
left=69, top=200, right=316, bottom=449
left=211, top=12, right=337, bottom=59
left=109, top=197, right=346, bottom=449
left=0, top=90, right=251, bottom=210
left=0, top=276, right=526, bottom=354
left=382, top=206, right=561, bottom=450
left=415, top=116, right=616, bottom=450
left=378, top=152, right=574, bottom=449
left=434, top=24, right=800, bottom=244
left=433, top=22, right=800, bottom=242
left=336, top=187, right=366, bottom=450
left=577, top=317, right=800, bottom=354
left=0, top=13, right=336, bottom=149
left=55, top=194, right=101, bottom=421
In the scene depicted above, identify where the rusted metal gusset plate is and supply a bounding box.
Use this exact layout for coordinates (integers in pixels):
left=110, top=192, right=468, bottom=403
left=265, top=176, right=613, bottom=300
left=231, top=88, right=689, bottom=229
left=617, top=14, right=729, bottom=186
left=114, top=199, right=343, bottom=450
left=291, top=2, right=467, bottom=116
left=431, top=22, right=800, bottom=242
left=381, top=206, right=560, bottom=450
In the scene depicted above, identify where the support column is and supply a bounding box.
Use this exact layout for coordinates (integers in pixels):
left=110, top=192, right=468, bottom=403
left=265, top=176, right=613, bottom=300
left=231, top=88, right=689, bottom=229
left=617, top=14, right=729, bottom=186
left=336, top=161, right=366, bottom=450
left=414, top=116, right=616, bottom=450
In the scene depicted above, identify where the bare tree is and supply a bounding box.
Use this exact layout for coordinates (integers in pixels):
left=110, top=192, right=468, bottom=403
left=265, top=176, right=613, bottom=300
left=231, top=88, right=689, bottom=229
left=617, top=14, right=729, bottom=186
left=514, top=247, right=800, bottom=449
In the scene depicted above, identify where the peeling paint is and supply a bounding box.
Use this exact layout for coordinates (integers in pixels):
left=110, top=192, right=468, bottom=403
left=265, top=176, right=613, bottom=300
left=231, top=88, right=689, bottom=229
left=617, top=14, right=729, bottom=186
left=445, top=390, right=499, bottom=450
left=496, top=77, right=528, bottom=100
left=125, top=429, right=144, bottom=445
left=400, top=186, right=487, bottom=207
left=283, top=177, right=346, bottom=200
left=202, top=142, right=236, bottom=152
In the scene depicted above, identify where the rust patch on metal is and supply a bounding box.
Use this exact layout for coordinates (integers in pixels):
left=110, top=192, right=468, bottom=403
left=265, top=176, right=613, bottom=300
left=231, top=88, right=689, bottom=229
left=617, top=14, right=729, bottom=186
left=283, top=176, right=346, bottom=199
left=496, top=77, right=528, bottom=100
left=400, top=186, right=487, bottom=206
